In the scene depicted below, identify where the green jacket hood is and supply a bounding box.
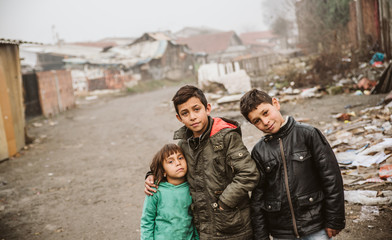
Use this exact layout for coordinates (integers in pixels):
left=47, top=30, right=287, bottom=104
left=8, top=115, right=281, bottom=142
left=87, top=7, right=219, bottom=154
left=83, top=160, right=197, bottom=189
left=173, top=116, right=241, bottom=141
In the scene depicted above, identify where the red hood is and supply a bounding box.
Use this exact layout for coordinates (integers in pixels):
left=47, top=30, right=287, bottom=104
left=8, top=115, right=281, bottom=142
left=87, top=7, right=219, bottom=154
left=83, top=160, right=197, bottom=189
left=210, top=118, right=237, bottom=137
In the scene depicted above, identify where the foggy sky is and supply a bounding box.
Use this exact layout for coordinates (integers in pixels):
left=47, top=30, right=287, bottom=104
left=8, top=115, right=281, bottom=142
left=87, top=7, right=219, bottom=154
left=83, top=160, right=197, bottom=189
left=0, top=0, right=268, bottom=44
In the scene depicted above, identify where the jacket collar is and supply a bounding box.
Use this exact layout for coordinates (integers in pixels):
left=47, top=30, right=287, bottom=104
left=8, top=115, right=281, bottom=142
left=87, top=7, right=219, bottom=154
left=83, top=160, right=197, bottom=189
left=263, top=116, right=295, bottom=142
left=173, top=116, right=214, bottom=141
left=173, top=116, right=240, bottom=141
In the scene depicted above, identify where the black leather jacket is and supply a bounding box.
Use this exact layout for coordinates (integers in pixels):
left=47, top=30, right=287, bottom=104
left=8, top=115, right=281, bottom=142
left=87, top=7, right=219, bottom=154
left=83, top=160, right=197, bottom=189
left=251, top=116, right=345, bottom=240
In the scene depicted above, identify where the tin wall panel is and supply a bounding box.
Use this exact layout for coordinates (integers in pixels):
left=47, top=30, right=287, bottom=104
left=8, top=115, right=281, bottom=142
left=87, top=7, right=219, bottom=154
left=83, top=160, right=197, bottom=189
left=0, top=44, right=25, bottom=160
left=36, top=70, right=75, bottom=117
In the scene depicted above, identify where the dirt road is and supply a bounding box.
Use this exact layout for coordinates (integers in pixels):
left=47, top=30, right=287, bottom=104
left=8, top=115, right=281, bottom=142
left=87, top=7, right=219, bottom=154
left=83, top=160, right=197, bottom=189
left=0, top=85, right=391, bottom=239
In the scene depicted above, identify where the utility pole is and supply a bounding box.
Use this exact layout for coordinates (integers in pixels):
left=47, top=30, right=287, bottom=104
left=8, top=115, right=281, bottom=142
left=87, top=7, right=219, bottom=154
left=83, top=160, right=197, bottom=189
left=356, top=0, right=365, bottom=56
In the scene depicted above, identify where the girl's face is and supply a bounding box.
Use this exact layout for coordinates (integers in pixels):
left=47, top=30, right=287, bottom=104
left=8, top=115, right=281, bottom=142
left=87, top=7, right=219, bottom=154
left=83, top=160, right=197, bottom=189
left=162, top=151, right=187, bottom=185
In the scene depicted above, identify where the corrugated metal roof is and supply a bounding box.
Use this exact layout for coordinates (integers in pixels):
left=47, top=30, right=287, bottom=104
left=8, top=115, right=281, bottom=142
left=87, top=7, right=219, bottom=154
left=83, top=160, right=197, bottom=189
left=148, top=32, right=172, bottom=41
left=0, top=38, right=42, bottom=45
left=20, top=44, right=102, bottom=58
left=54, top=39, right=172, bottom=68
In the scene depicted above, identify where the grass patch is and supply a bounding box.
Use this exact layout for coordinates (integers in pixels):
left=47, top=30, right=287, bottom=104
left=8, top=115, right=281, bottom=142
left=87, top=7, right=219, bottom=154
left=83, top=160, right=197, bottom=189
left=126, top=77, right=196, bottom=94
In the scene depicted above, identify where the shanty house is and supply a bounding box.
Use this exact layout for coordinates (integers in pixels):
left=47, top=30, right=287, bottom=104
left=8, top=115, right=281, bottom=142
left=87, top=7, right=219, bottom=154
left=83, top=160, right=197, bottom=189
left=176, top=31, right=246, bottom=63
left=174, top=26, right=222, bottom=38
left=105, top=32, right=195, bottom=81
left=62, top=32, right=194, bottom=86
left=0, top=39, right=26, bottom=161
left=20, top=43, right=103, bottom=72
left=19, top=44, right=80, bottom=117
left=240, top=31, right=280, bottom=52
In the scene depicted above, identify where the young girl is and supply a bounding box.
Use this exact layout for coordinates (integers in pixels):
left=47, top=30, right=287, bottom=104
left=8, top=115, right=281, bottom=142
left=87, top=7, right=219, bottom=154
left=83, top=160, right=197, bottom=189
left=140, top=144, right=198, bottom=240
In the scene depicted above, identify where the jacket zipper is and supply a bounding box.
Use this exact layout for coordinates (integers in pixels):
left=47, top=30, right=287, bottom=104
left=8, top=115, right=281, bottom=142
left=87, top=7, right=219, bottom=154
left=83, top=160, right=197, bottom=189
left=279, top=138, right=300, bottom=238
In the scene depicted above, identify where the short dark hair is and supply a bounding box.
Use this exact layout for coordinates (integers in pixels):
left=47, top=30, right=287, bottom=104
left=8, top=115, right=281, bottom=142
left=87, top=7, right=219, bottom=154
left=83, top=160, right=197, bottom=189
left=240, top=89, right=273, bottom=122
left=172, top=85, right=208, bottom=115
left=150, top=144, right=183, bottom=185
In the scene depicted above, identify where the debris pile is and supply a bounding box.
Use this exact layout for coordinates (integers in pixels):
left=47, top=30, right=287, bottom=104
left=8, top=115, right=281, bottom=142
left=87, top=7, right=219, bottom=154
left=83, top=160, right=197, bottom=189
left=206, top=52, right=392, bottom=115
left=320, top=98, right=392, bottom=207
left=261, top=52, right=390, bottom=99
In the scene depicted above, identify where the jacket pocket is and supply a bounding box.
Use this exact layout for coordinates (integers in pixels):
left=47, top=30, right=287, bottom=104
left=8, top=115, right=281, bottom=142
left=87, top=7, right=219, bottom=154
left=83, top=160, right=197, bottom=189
left=297, top=191, right=324, bottom=221
left=291, top=150, right=313, bottom=177
left=297, top=191, right=324, bottom=207
left=291, top=150, right=311, bottom=162
left=228, top=150, right=249, bottom=172
left=261, top=159, right=278, bottom=175
left=214, top=207, right=245, bottom=234
left=260, top=200, right=281, bottom=212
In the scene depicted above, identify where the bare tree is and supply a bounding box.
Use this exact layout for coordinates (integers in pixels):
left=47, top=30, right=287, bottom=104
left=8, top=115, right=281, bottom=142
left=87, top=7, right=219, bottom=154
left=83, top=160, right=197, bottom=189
left=295, top=0, right=351, bottom=53
left=261, top=0, right=298, bottom=49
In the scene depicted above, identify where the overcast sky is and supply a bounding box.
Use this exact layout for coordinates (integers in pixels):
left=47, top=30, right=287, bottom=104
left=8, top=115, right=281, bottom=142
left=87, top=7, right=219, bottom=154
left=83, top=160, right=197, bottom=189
left=0, top=0, right=268, bottom=44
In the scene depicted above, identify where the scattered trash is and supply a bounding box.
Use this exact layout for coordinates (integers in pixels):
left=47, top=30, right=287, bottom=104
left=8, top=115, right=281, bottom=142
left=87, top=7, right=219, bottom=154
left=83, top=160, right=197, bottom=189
left=369, top=52, right=385, bottom=66
left=49, top=121, right=58, bottom=126
left=216, top=94, right=243, bottom=105
left=344, top=190, right=392, bottom=205
left=357, top=77, right=377, bottom=90
left=300, top=87, right=321, bottom=98
left=32, top=122, right=43, bottom=128
left=379, top=164, right=392, bottom=179
left=352, top=206, right=379, bottom=223
left=333, top=112, right=356, bottom=121
left=327, top=86, right=343, bottom=95
left=85, top=95, right=98, bottom=101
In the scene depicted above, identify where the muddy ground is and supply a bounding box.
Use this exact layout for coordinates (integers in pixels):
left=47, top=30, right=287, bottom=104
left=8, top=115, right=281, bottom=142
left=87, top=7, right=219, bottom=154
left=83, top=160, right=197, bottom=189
left=0, top=85, right=391, bottom=239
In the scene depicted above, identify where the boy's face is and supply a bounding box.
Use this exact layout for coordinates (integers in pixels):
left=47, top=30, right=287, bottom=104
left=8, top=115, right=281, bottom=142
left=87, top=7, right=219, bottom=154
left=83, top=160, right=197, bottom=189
left=163, top=151, right=187, bottom=185
left=176, top=96, right=211, bottom=138
left=247, top=98, right=285, bottom=134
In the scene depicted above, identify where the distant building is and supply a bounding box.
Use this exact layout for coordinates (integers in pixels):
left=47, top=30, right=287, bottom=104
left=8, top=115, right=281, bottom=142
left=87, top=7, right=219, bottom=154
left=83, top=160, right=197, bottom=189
left=130, top=32, right=176, bottom=45
left=97, top=37, right=136, bottom=46
left=124, top=32, right=194, bottom=81
left=176, top=31, right=246, bottom=63
left=20, top=43, right=102, bottom=71
left=240, top=31, right=280, bottom=52
left=174, top=26, right=222, bottom=38
left=58, top=31, right=195, bottom=91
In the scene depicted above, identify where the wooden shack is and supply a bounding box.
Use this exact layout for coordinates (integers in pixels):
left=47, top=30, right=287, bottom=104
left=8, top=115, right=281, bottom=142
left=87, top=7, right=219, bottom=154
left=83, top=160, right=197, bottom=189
left=0, top=39, right=25, bottom=160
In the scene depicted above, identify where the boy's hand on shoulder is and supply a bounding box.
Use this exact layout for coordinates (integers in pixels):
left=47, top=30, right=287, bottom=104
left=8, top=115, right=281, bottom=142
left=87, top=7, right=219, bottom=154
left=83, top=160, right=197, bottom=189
left=325, top=228, right=340, bottom=238
left=217, top=200, right=229, bottom=211
left=144, top=175, right=157, bottom=196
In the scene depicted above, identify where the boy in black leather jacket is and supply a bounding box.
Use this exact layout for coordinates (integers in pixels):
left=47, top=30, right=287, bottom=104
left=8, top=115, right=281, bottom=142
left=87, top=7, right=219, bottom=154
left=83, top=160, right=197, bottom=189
left=240, top=89, right=345, bottom=240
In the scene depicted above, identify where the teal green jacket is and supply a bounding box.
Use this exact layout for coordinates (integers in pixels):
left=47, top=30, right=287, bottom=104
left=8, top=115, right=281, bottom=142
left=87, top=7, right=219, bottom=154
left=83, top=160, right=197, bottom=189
left=140, top=181, right=199, bottom=240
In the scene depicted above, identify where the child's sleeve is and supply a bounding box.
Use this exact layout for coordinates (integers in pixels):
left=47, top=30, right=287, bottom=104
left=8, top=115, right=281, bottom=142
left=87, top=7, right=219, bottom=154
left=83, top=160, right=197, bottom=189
left=309, top=128, right=346, bottom=230
left=140, top=192, right=158, bottom=239
left=250, top=149, right=270, bottom=240
left=218, top=131, right=260, bottom=208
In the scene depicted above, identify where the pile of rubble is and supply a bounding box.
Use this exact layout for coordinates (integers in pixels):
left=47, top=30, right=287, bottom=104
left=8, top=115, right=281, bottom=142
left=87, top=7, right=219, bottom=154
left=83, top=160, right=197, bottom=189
left=320, top=95, right=392, bottom=205
left=204, top=52, right=392, bottom=113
